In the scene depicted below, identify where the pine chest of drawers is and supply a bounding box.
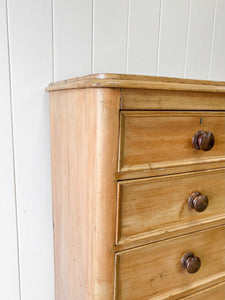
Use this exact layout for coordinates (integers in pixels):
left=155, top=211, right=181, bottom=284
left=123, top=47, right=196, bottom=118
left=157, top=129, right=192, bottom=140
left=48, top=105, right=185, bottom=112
left=47, top=74, right=225, bottom=300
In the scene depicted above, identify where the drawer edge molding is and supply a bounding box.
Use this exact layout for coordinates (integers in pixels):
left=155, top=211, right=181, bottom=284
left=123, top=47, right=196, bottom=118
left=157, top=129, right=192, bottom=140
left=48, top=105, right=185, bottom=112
left=116, top=168, right=225, bottom=246
left=46, top=78, right=225, bottom=94
left=114, top=226, right=225, bottom=300
left=121, top=88, right=225, bottom=111
left=114, top=219, right=225, bottom=252
left=116, top=163, right=225, bottom=180
left=118, top=111, right=225, bottom=174
left=114, top=263, right=225, bottom=299
left=149, top=273, right=225, bottom=300
left=120, top=157, right=225, bottom=173
left=180, top=281, right=225, bottom=300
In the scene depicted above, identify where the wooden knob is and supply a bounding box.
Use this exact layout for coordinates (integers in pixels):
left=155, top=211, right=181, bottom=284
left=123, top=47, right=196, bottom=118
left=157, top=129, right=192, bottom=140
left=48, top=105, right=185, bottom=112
left=181, top=252, right=201, bottom=274
left=188, top=192, right=208, bottom=212
left=192, top=131, right=215, bottom=151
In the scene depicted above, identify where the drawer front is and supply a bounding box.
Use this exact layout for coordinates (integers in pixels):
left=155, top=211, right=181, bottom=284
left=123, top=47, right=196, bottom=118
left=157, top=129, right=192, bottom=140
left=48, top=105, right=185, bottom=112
left=121, top=88, right=225, bottom=111
left=117, top=169, right=225, bottom=244
left=181, top=282, right=225, bottom=300
left=119, top=111, right=225, bottom=172
left=115, top=226, right=225, bottom=300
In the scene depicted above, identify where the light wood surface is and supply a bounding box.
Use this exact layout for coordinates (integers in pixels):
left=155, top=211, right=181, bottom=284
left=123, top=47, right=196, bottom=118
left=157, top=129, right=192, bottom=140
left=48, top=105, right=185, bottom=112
left=48, top=74, right=225, bottom=299
left=47, top=73, right=225, bottom=86
left=46, top=73, right=225, bottom=93
left=119, top=111, right=225, bottom=172
left=116, top=160, right=225, bottom=181
left=121, top=88, right=225, bottom=110
left=113, top=216, right=225, bottom=253
left=115, top=225, right=225, bottom=300
left=117, top=168, right=225, bottom=244
left=181, top=281, right=225, bottom=299
left=50, top=88, right=120, bottom=299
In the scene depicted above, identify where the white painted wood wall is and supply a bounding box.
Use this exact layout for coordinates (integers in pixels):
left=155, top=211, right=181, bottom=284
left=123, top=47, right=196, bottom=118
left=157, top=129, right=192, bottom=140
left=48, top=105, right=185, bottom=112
left=0, top=0, right=224, bottom=299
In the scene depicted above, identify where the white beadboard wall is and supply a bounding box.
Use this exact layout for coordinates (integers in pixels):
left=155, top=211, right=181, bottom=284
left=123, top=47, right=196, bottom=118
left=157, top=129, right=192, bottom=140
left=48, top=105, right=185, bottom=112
left=1, top=0, right=225, bottom=299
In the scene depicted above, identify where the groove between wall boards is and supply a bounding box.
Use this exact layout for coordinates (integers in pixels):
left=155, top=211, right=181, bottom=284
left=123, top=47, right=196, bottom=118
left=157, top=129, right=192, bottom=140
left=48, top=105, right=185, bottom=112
left=208, top=0, right=217, bottom=80
left=51, top=0, right=55, bottom=82
left=1, top=0, right=224, bottom=299
left=91, top=0, right=94, bottom=74
left=184, top=0, right=191, bottom=77
left=125, top=0, right=130, bottom=74
left=5, top=0, right=21, bottom=298
left=156, top=0, right=163, bottom=76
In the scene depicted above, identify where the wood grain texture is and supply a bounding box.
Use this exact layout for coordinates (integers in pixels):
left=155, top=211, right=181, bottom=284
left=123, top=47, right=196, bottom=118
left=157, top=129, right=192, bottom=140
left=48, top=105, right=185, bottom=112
left=3, top=0, right=225, bottom=297
left=49, top=88, right=120, bottom=299
left=48, top=74, right=225, bottom=299
left=117, top=169, right=225, bottom=245
left=116, top=160, right=225, bottom=181
left=115, top=225, right=225, bottom=300
left=181, top=281, right=225, bottom=300
left=48, top=73, right=225, bottom=86
left=121, top=88, right=225, bottom=110
left=46, top=73, right=225, bottom=92
left=113, top=217, right=225, bottom=253
left=119, top=111, right=225, bottom=172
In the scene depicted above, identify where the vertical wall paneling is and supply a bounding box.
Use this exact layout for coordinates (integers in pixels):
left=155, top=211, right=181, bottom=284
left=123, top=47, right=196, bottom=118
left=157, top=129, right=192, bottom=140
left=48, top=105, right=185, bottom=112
left=7, top=0, right=55, bottom=299
left=0, top=1, right=20, bottom=298
left=127, top=0, right=161, bottom=75
left=0, top=1, right=225, bottom=299
left=157, top=0, right=189, bottom=77
left=184, top=0, right=216, bottom=79
left=209, top=0, right=225, bottom=80
left=53, top=0, right=92, bottom=82
left=93, top=0, right=129, bottom=73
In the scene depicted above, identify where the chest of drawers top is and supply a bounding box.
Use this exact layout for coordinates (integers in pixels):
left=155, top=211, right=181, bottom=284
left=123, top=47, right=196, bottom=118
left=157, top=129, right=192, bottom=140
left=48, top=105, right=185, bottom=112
left=47, top=74, right=225, bottom=300
left=47, top=73, right=225, bottom=109
left=47, top=73, right=225, bottom=179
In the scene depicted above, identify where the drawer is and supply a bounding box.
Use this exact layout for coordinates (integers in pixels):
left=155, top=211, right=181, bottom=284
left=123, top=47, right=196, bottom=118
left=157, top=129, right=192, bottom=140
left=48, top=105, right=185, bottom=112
left=181, top=281, right=225, bottom=300
left=119, top=111, right=225, bottom=172
left=121, top=88, right=225, bottom=111
left=116, top=169, right=225, bottom=245
left=115, top=226, right=225, bottom=300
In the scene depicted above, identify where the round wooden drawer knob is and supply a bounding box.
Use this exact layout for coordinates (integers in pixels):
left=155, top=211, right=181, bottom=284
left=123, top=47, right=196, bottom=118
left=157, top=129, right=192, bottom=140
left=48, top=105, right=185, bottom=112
left=181, top=252, right=201, bottom=274
left=188, top=192, right=208, bottom=212
left=192, top=131, right=215, bottom=151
